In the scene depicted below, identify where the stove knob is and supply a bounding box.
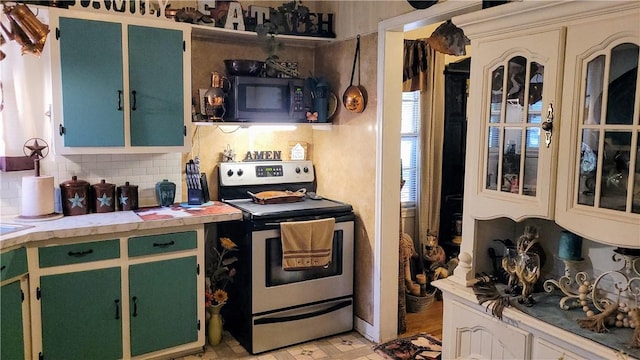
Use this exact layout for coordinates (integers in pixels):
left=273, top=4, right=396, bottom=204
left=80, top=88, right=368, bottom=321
left=237, top=169, right=244, bottom=176
left=295, top=167, right=301, bottom=174
left=303, top=166, right=309, bottom=173
left=227, top=169, right=234, bottom=177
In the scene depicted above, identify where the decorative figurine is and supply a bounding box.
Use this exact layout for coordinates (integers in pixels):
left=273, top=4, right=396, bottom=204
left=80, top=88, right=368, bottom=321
left=515, top=251, right=540, bottom=306
left=501, top=246, right=520, bottom=295
left=514, top=226, right=543, bottom=306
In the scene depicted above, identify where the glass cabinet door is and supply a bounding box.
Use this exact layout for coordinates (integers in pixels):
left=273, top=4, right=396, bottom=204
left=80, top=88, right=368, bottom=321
left=465, top=28, right=564, bottom=221
left=485, top=57, right=545, bottom=197
left=556, top=12, right=640, bottom=248
left=576, top=44, right=639, bottom=213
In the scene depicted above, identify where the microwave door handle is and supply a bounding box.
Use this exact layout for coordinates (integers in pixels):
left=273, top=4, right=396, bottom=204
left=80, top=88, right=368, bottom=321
left=288, top=81, right=295, bottom=117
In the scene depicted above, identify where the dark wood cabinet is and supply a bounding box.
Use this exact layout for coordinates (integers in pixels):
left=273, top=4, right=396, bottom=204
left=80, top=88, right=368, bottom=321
left=438, top=58, right=470, bottom=259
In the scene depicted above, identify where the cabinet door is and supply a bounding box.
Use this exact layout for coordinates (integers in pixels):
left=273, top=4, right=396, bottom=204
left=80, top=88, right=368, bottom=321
left=40, top=268, right=122, bottom=360
left=556, top=11, right=640, bottom=248
left=443, top=300, right=531, bottom=359
left=465, top=28, right=564, bottom=220
left=129, top=256, right=197, bottom=356
left=59, top=17, right=125, bottom=147
left=1, top=281, right=25, bottom=360
left=128, top=25, right=185, bottom=147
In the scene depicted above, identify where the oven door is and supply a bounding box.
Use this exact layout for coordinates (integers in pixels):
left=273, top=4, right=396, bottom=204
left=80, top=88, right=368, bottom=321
left=251, top=219, right=354, bottom=314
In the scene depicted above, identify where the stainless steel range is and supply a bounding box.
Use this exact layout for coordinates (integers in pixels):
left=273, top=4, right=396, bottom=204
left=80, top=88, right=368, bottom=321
left=217, top=160, right=355, bottom=354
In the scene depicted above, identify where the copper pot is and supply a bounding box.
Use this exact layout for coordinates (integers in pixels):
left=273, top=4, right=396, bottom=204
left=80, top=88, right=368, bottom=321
left=343, top=35, right=367, bottom=113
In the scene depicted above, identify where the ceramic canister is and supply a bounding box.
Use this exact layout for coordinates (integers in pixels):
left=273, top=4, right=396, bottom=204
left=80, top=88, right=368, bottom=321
left=92, top=179, right=116, bottom=213
left=155, top=179, right=176, bottom=207
left=60, top=176, right=90, bottom=216
left=117, top=181, right=138, bottom=211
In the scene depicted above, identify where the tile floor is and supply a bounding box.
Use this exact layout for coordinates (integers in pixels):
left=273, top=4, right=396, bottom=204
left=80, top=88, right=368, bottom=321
left=177, top=331, right=384, bottom=360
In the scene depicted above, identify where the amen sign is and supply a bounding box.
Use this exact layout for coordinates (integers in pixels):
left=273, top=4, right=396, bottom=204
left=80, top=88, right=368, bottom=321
left=68, top=0, right=172, bottom=19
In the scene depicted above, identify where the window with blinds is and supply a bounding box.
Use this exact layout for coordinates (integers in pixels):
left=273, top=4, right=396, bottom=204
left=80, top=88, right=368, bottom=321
left=401, top=91, right=421, bottom=206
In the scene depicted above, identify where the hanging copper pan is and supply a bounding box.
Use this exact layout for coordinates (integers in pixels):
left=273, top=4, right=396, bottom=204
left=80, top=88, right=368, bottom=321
left=343, top=35, right=367, bottom=113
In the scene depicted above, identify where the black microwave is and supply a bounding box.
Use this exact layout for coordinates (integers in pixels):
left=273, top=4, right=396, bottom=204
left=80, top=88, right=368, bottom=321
left=227, top=76, right=309, bottom=122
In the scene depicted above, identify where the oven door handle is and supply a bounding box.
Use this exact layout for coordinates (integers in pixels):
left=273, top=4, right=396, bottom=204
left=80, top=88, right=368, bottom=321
left=254, top=299, right=352, bottom=325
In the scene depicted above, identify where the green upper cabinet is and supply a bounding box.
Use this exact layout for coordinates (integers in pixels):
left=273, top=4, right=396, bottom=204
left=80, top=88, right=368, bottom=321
left=51, top=11, right=191, bottom=154
left=59, top=18, right=124, bottom=147
left=128, top=25, right=184, bottom=147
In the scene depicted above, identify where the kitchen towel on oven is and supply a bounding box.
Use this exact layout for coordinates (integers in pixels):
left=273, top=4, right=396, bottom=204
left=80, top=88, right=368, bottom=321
left=280, top=218, right=336, bottom=270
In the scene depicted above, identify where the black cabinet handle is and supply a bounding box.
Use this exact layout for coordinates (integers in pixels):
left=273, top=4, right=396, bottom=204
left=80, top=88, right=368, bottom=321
left=68, top=249, right=93, bottom=257
left=152, top=241, right=175, bottom=248
left=117, top=90, right=122, bottom=110
left=131, top=90, right=137, bottom=111
left=0, top=265, right=5, bottom=271
left=114, top=299, right=120, bottom=320
left=132, top=296, right=138, bottom=317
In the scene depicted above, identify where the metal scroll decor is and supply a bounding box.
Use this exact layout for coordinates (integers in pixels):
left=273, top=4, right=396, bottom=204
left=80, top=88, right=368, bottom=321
left=544, top=249, right=640, bottom=313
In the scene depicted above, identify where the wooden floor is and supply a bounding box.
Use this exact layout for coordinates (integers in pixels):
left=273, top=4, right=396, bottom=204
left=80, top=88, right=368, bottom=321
left=402, top=297, right=444, bottom=339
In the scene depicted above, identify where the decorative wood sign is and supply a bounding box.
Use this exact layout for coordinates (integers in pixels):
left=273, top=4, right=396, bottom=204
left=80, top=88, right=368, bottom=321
left=244, top=150, right=282, bottom=161
left=55, top=0, right=335, bottom=38
left=67, top=0, right=171, bottom=19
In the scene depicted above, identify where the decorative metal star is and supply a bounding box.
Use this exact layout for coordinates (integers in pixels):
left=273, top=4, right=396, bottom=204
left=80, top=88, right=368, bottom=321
left=97, top=193, right=112, bottom=207
left=120, top=195, right=128, bottom=206
left=23, top=138, right=49, bottom=159
left=68, top=192, right=85, bottom=208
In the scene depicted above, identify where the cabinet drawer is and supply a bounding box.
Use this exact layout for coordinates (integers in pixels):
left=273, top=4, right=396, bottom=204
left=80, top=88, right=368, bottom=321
left=128, top=231, right=197, bottom=257
left=39, top=239, right=120, bottom=268
left=0, top=247, right=27, bottom=281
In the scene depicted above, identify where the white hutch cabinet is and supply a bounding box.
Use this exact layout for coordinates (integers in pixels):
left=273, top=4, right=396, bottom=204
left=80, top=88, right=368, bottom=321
left=437, top=1, right=640, bottom=359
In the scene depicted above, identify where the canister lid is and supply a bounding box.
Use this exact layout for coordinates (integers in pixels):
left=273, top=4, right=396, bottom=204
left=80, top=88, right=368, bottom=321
left=118, top=181, right=138, bottom=190
left=92, top=179, right=115, bottom=190
left=60, top=175, right=90, bottom=188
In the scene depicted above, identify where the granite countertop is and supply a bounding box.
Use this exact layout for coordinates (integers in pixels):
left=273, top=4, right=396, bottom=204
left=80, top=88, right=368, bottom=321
left=435, top=278, right=640, bottom=359
left=0, top=201, right=243, bottom=250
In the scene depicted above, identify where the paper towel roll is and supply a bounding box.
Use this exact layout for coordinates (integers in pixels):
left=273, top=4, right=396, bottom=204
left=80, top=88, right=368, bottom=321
left=22, top=176, right=55, bottom=217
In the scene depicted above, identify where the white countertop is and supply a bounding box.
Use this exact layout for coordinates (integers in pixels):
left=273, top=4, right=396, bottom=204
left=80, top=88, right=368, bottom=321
left=0, top=202, right=243, bottom=250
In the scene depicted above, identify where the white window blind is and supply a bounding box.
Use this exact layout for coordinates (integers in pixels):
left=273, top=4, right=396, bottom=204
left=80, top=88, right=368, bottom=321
left=401, top=91, right=421, bottom=206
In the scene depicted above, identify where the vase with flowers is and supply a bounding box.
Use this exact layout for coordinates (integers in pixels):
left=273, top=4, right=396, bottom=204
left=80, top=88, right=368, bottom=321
left=205, top=236, right=238, bottom=346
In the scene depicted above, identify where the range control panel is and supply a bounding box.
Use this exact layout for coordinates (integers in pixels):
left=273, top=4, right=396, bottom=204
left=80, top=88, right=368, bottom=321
left=219, top=160, right=314, bottom=186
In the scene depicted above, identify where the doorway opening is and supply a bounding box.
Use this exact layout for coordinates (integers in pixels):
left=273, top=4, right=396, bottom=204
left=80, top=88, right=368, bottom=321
left=375, top=0, right=480, bottom=343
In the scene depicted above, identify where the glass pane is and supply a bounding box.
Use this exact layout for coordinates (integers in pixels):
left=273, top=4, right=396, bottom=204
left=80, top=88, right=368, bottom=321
left=578, top=129, right=599, bottom=206
left=506, top=56, right=527, bottom=109
left=583, top=55, right=605, bottom=125
left=401, top=137, right=418, bottom=203
left=527, top=100, right=542, bottom=124
left=599, top=131, right=631, bottom=211
left=490, top=65, right=504, bottom=124
left=523, top=127, right=539, bottom=196
left=528, top=62, right=544, bottom=123
left=634, top=134, right=640, bottom=214
left=486, top=126, right=501, bottom=190
left=502, top=128, right=522, bottom=193
left=606, top=43, right=639, bottom=125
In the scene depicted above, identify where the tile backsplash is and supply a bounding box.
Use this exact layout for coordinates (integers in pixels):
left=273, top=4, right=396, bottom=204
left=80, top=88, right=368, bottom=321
left=1, top=153, right=182, bottom=216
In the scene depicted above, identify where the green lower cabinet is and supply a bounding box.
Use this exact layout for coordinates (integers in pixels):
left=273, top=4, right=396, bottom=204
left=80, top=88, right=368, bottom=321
left=1, top=281, right=25, bottom=360
left=129, top=256, right=197, bottom=356
left=40, top=268, right=122, bottom=360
